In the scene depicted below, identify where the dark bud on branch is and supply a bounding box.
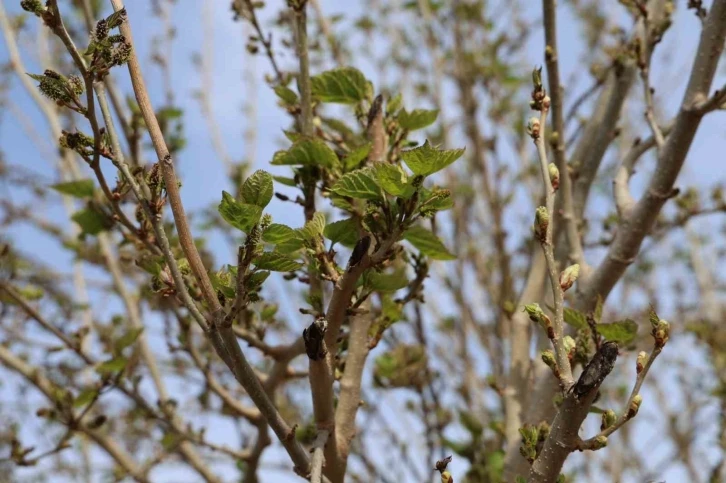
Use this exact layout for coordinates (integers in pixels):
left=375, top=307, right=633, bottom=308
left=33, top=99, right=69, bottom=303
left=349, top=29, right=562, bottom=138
left=348, top=235, right=371, bottom=269
left=572, top=341, right=618, bottom=400
left=303, top=317, right=328, bottom=361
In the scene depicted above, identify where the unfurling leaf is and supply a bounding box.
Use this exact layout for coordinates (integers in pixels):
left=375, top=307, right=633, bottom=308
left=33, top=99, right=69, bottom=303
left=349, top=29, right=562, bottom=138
left=311, top=67, right=368, bottom=104
left=241, top=170, right=274, bottom=208
left=596, top=319, right=637, bottom=345
left=374, top=163, right=415, bottom=199
left=403, top=226, right=455, bottom=260
left=253, top=252, right=303, bottom=272
left=330, top=168, right=382, bottom=201
left=218, top=191, right=263, bottom=233
left=51, top=179, right=95, bottom=198
left=324, top=218, right=360, bottom=247
left=401, top=140, right=465, bottom=176
left=272, top=138, right=339, bottom=168
left=398, top=108, right=439, bottom=131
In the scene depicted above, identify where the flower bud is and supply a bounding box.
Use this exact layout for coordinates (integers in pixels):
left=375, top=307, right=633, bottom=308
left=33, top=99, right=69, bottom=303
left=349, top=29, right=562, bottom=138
left=524, top=303, right=545, bottom=324
left=527, top=117, right=541, bottom=139
left=559, top=264, right=580, bottom=292
left=563, top=335, right=576, bottom=359
left=534, top=206, right=549, bottom=241
left=541, top=350, right=558, bottom=376
left=592, top=435, right=608, bottom=450
left=628, top=395, right=643, bottom=418
left=548, top=162, right=560, bottom=190
left=653, top=320, right=670, bottom=348
left=601, top=409, right=617, bottom=431
left=636, top=351, right=648, bottom=374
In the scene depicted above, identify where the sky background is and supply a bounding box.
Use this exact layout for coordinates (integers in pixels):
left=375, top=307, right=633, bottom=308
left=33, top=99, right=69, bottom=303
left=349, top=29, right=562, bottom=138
left=1, top=0, right=725, bottom=482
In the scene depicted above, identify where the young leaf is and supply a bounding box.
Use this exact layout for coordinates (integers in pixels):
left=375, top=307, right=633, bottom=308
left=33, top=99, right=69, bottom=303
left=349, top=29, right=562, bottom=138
left=218, top=191, right=263, bottom=233
left=311, top=67, right=368, bottom=104
left=344, top=143, right=372, bottom=170
left=363, top=268, right=409, bottom=292
left=272, top=138, right=339, bottom=168
left=263, top=223, right=297, bottom=244
left=596, top=319, right=638, bottom=345
left=324, top=218, right=360, bottom=247
left=273, top=175, right=297, bottom=187
left=403, top=226, right=456, bottom=260
left=401, top=140, right=465, bottom=176
left=96, top=357, right=128, bottom=375
left=113, top=327, right=144, bottom=355
left=299, top=212, right=326, bottom=242
left=254, top=252, right=303, bottom=272
left=330, top=168, right=382, bottom=201
left=71, top=208, right=110, bottom=236
left=273, top=85, right=298, bottom=105
left=563, top=307, right=588, bottom=329
left=398, top=108, right=439, bottom=131
left=241, top=170, right=274, bottom=208
left=51, top=179, right=95, bottom=198
left=73, top=388, right=98, bottom=408
left=374, top=163, right=415, bottom=199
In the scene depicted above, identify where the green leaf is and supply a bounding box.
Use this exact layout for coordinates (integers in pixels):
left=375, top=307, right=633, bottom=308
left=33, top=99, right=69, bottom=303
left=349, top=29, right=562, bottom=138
left=386, top=93, right=403, bottom=114
left=273, top=85, right=298, bottom=105
left=324, top=218, right=359, bottom=247
left=401, top=140, right=465, bottom=176
left=73, top=388, right=98, bottom=408
left=113, top=327, right=144, bottom=355
left=398, top=108, right=439, bottom=131
left=420, top=187, right=454, bottom=212
left=563, top=307, right=588, bottom=329
left=403, top=226, right=455, bottom=260
left=241, top=170, right=274, bottom=208
left=363, top=268, right=409, bottom=292
left=71, top=208, right=109, bottom=236
left=299, top=212, right=326, bottom=242
left=246, top=270, right=270, bottom=291
left=51, top=179, right=95, bottom=198
left=597, top=319, right=638, bottom=345
left=330, top=168, right=382, bottom=201
left=105, top=8, right=126, bottom=28
left=273, top=175, right=297, bottom=187
left=344, top=143, right=372, bottom=170
left=272, top=138, right=339, bottom=168
left=263, top=223, right=297, bottom=244
left=311, top=67, right=368, bottom=104
left=161, top=432, right=181, bottom=450
left=218, top=191, right=263, bottom=233
left=374, top=163, right=415, bottom=199
left=254, top=252, right=303, bottom=272
left=96, top=357, right=127, bottom=375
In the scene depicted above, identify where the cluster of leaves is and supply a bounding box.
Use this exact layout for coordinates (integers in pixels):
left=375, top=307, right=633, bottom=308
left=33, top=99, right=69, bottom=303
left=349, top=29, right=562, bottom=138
left=215, top=66, right=462, bottom=321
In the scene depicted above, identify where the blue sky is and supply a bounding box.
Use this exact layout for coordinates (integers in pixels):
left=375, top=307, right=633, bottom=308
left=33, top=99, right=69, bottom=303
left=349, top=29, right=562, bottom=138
left=2, top=0, right=725, bottom=482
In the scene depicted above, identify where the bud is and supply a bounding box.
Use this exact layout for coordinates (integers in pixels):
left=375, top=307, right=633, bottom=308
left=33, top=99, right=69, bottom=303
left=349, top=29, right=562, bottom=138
left=532, top=66, right=543, bottom=89
left=563, top=336, right=576, bottom=359
left=541, top=350, right=558, bottom=376
left=548, top=162, right=560, bottom=190
left=636, top=351, right=648, bottom=374
left=653, top=320, right=670, bottom=348
left=542, top=95, right=551, bottom=110
left=527, top=116, right=541, bottom=139
left=440, top=470, right=453, bottom=483
left=628, top=394, right=643, bottom=418
left=534, top=206, right=549, bottom=241
left=523, top=303, right=545, bottom=324
left=559, top=264, right=580, bottom=292
left=601, top=409, right=617, bottom=431
left=592, top=435, right=608, bottom=450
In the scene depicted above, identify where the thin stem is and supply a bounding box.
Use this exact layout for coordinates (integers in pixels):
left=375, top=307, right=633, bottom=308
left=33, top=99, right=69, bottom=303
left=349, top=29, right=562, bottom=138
left=534, top=101, right=574, bottom=387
